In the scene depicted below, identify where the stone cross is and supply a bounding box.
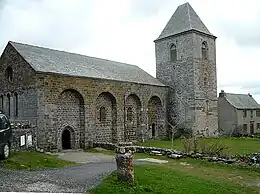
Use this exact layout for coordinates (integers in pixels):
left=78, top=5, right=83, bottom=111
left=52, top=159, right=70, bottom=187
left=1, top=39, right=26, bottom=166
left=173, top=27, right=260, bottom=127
left=115, top=148, right=134, bottom=184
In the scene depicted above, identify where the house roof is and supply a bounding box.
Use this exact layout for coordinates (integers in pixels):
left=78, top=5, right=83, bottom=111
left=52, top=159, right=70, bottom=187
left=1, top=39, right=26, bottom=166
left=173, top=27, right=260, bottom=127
left=224, top=93, right=260, bottom=109
left=155, top=2, right=214, bottom=41
left=9, top=41, right=165, bottom=87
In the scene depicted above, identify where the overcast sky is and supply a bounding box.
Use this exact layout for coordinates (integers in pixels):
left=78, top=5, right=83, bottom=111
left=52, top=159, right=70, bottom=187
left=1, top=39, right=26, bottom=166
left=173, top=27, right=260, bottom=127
left=1, top=0, right=260, bottom=102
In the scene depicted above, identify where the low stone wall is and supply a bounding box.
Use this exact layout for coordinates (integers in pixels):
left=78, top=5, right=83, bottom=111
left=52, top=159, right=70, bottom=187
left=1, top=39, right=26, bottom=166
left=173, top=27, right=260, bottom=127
left=10, top=120, right=37, bottom=152
left=92, top=142, right=260, bottom=166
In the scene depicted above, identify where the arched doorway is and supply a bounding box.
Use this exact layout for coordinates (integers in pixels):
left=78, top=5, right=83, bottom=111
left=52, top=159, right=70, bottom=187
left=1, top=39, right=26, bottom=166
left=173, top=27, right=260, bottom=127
left=62, top=128, right=71, bottom=149
left=148, top=96, right=163, bottom=139
left=152, top=123, right=156, bottom=137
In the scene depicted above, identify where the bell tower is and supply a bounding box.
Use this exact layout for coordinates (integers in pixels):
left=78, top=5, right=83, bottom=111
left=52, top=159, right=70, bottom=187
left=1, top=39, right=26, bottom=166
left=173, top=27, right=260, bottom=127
left=155, top=2, right=218, bottom=137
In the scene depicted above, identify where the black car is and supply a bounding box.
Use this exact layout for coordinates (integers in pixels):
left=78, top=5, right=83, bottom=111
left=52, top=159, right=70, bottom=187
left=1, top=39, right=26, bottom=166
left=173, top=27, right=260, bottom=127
left=0, top=113, right=12, bottom=159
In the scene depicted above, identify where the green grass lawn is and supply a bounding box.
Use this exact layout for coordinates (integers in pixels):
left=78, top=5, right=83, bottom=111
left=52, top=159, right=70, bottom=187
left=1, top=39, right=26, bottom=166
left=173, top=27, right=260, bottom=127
left=1, top=151, right=75, bottom=170
left=90, top=163, right=259, bottom=194
left=89, top=147, right=260, bottom=193
left=136, top=138, right=260, bottom=155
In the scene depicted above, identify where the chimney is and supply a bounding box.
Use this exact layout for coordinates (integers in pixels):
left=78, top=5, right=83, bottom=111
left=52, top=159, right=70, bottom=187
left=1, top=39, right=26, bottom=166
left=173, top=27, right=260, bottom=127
left=219, top=90, right=225, bottom=97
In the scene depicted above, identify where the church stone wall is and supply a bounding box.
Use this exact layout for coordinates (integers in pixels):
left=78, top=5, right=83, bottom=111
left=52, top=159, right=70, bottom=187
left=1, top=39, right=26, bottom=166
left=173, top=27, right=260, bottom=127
left=0, top=44, right=38, bottom=125
left=36, top=73, right=168, bottom=150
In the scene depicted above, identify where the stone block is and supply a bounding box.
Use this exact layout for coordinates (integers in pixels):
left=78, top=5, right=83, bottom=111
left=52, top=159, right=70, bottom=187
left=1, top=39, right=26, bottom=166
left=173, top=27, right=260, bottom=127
left=115, top=152, right=134, bottom=184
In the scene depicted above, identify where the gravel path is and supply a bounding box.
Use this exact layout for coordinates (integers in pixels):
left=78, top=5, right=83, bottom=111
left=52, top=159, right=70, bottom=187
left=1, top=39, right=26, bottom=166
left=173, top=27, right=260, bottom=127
left=0, top=151, right=146, bottom=193
left=0, top=162, right=117, bottom=193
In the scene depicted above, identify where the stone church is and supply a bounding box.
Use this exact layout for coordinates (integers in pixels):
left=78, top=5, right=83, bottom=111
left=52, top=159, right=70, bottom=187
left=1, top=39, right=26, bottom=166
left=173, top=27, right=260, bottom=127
left=0, top=2, right=218, bottom=150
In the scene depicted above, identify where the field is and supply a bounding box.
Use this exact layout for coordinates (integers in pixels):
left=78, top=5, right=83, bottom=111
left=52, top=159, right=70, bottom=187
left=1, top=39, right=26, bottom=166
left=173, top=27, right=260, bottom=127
left=90, top=138, right=260, bottom=193
left=90, top=158, right=260, bottom=194
left=136, top=138, right=260, bottom=155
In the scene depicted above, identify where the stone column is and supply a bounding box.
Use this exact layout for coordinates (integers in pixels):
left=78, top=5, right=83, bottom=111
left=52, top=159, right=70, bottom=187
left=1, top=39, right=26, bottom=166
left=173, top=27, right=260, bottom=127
left=115, top=148, right=134, bottom=184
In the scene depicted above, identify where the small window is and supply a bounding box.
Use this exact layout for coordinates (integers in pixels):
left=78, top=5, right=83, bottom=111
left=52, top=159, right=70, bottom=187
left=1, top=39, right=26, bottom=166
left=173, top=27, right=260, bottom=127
left=256, top=109, right=260, bottom=117
left=250, top=110, right=253, bottom=118
left=243, top=124, right=247, bottom=132
left=257, top=123, right=260, bottom=129
left=14, top=93, right=18, bottom=117
left=5, top=66, right=13, bottom=82
left=127, top=107, right=133, bottom=122
left=99, top=107, right=106, bottom=122
left=7, top=94, right=10, bottom=117
left=170, top=44, right=177, bottom=62
left=243, top=110, right=247, bottom=117
left=201, top=41, right=208, bottom=60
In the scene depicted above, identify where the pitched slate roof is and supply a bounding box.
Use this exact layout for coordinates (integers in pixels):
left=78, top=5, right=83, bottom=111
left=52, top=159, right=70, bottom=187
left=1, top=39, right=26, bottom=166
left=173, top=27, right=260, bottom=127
left=9, top=41, right=165, bottom=87
left=156, top=2, right=214, bottom=41
left=224, top=93, right=260, bottom=109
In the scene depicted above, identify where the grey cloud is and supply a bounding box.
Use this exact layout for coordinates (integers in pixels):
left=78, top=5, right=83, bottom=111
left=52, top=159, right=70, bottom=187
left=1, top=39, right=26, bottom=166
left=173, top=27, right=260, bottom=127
left=219, top=81, right=260, bottom=95
left=219, top=81, right=260, bottom=88
left=0, top=0, right=96, bottom=54
left=130, top=0, right=182, bottom=18
left=217, top=16, right=260, bottom=48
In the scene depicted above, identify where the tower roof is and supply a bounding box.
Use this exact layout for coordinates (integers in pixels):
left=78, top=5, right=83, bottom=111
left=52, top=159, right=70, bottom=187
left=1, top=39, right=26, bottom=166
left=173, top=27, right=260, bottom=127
left=155, top=2, right=215, bottom=41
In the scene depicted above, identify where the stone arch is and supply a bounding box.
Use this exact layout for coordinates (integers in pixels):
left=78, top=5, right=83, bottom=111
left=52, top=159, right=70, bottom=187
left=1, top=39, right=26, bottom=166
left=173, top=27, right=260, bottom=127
left=56, top=89, right=85, bottom=149
left=125, top=94, right=141, bottom=142
left=148, top=96, right=163, bottom=138
left=95, top=92, right=117, bottom=142
left=61, top=126, right=76, bottom=149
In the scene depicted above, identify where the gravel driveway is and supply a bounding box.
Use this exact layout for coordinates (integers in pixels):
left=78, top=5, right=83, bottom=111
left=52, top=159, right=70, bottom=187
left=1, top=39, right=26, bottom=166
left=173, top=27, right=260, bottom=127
left=0, top=151, right=118, bottom=193
left=0, top=151, right=143, bottom=193
left=0, top=162, right=116, bottom=193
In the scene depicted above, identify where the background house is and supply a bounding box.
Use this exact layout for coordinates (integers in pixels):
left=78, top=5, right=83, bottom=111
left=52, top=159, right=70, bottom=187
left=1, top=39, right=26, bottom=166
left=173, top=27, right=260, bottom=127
left=218, top=90, right=260, bottom=136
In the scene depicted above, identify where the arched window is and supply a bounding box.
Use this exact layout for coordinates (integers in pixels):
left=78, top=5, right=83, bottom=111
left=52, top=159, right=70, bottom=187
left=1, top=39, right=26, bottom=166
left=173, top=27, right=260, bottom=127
left=7, top=94, right=10, bottom=117
left=99, top=107, right=106, bottom=122
left=0, top=95, right=3, bottom=112
left=203, top=77, right=208, bottom=86
left=14, top=93, right=18, bottom=117
left=5, top=66, right=13, bottom=82
left=202, top=41, right=208, bottom=60
left=170, top=44, right=177, bottom=62
left=127, top=107, right=133, bottom=122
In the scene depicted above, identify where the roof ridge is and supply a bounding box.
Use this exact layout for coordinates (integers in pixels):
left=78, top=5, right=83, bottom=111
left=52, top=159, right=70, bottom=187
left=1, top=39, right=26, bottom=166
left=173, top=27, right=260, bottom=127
left=9, top=41, right=139, bottom=68
left=226, top=92, right=251, bottom=96
left=187, top=3, right=192, bottom=30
